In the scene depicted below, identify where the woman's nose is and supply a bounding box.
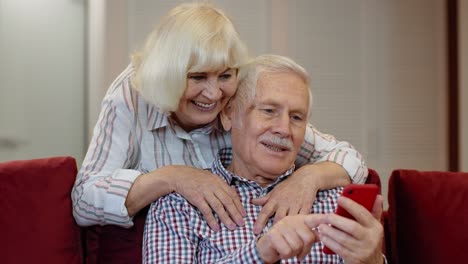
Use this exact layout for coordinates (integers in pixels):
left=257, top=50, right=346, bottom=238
left=202, top=80, right=222, bottom=100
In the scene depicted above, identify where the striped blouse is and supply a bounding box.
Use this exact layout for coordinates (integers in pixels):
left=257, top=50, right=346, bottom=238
left=71, top=64, right=368, bottom=227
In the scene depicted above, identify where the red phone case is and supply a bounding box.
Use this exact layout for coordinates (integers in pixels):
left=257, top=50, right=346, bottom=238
left=322, top=184, right=379, bottom=254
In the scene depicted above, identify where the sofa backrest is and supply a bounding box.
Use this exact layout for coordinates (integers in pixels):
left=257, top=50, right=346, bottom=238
left=367, top=168, right=382, bottom=192
left=387, top=169, right=468, bottom=264
left=0, top=156, right=82, bottom=264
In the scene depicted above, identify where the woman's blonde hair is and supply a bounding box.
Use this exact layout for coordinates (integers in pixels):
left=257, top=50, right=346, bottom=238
left=235, top=54, right=313, bottom=117
left=132, top=2, right=248, bottom=112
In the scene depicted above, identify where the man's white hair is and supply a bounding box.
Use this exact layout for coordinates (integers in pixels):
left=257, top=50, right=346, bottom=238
left=234, top=54, right=313, bottom=117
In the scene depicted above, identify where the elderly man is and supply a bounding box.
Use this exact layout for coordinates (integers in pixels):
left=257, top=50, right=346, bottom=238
left=143, top=55, right=384, bottom=263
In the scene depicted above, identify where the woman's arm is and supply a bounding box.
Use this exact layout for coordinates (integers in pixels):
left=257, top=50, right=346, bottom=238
left=252, top=124, right=368, bottom=234
left=73, top=65, right=245, bottom=229
left=126, top=165, right=245, bottom=231
left=72, top=76, right=245, bottom=229
left=72, top=67, right=143, bottom=227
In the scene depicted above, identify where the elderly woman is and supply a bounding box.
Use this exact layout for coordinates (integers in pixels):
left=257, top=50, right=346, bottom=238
left=72, top=2, right=367, bottom=237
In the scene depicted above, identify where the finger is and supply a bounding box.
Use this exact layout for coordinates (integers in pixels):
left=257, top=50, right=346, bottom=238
left=303, top=214, right=327, bottom=229
left=321, top=221, right=382, bottom=263
left=337, top=196, right=374, bottom=226
left=371, top=195, right=383, bottom=220
left=296, top=223, right=318, bottom=260
left=319, top=231, right=353, bottom=258
left=273, top=207, right=288, bottom=224
left=276, top=226, right=303, bottom=259
left=204, top=192, right=237, bottom=230
left=256, top=235, right=281, bottom=264
left=209, top=174, right=245, bottom=216
left=251, top=193, right=270, bottom=206
left=299, top=198, right=313, bottom=215
left=286, top=203, right=302, bottom=216
left=196, top=200, right=221, bottom=232
left=260, top=229, right=290, bottom=260
left=324, top=211, right=365, bottom=242
left=254, top=202, right=277, bottom=234
left=223, top=185, right=247, bottom=216
left=319, top=222, right=359, bottom=252
left=213, top=188, right=246, bottom=226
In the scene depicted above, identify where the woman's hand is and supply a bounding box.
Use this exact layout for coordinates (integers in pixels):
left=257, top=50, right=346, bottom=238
left=125, top=165, right=245, bottom=231
left=172, top=166, right=246, bottom=231
left=251, top=162, right=350, bottom=234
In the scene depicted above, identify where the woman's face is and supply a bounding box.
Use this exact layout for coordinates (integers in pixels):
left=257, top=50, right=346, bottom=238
left=174, top=68, right=237, bottom=131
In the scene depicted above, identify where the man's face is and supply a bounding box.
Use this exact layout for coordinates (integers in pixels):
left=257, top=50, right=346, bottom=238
left=228, top=72, right=309, bottom=186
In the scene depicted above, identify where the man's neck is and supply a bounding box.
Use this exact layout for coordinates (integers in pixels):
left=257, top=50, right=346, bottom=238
left=226, top=161, right=275, bottom=188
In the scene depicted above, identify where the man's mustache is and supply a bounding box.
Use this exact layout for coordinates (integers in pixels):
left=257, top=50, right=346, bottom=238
left=258, top=134, right=294, bottom=150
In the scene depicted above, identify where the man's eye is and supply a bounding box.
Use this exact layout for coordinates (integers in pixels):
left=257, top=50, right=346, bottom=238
left=292, top=115, right=303, bottom=121
left=261, top=109, right=275, bottom=114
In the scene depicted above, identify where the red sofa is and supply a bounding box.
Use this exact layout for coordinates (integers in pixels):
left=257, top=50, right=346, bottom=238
left=385, top=169, right=468, bottom=264
left=1, top=156, right=467, bottom=263
left=0, top=156, right=82, bottom=264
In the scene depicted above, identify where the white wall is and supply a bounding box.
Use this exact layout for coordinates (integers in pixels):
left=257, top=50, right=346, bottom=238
left=0, top=0, right=85, bottom=162
left=87, top=0, right=128, bottom=142
left=96, top=0, right=448, bottom=207
left=285, top=0, right=447, bottom=205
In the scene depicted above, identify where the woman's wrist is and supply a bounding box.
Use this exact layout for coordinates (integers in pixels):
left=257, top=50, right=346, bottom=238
left=295, top=162, right=350, bottom=190
left=125, top=166, right=177, bottom=216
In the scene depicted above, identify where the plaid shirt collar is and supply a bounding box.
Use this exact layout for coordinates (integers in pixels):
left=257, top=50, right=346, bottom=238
left=211, top=148, right=295, bottom=192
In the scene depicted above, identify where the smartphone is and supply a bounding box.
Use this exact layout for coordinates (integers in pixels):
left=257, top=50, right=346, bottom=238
left=322, top=184, right=379, bottom=254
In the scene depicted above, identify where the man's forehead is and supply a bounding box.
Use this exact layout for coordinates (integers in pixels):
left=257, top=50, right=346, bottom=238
left=256, top=72, right=308, bottom=96
left=251, top=71, right=309, bottom=112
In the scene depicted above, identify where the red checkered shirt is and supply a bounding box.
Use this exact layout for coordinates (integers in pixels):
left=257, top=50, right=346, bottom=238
left=143, top=148, right=344, bottom=263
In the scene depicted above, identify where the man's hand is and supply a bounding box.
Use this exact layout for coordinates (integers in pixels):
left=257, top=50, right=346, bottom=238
left=257, top=214, right=325, bottom=264
left=317, top=195, right=384, bottom=264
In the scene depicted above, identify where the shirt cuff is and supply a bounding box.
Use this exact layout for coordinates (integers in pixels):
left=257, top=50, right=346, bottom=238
left=104, top=169, right=142, bottom=227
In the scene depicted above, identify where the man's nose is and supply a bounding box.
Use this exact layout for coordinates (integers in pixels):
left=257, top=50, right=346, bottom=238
left=272, top=113, right=291, bottom=136
left=202, top=79, right=222, bottom=100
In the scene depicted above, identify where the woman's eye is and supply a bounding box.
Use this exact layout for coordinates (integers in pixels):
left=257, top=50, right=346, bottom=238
left=188, top=75, right=205, bottom=81
left=219, top=73, right=232, bottom=80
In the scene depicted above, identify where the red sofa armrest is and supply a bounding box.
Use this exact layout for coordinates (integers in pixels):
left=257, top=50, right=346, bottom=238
left=387, top=169, right=468, bottom=264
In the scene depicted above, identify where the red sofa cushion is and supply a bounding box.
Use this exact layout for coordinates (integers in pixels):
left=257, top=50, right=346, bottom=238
left=0, top=156, right=82, bottom=264
left=387, top=169, right=468, bottom=264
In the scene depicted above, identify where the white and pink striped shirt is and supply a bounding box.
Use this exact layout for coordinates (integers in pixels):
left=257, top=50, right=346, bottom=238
left=71, top=64, right=368, bottom=227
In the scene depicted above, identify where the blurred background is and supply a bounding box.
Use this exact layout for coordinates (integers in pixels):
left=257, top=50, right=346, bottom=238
left=1, top=0, right=467, bottom=207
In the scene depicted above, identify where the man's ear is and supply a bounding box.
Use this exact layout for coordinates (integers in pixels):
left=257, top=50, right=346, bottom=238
left=220, top=100, right=233, bottom=131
